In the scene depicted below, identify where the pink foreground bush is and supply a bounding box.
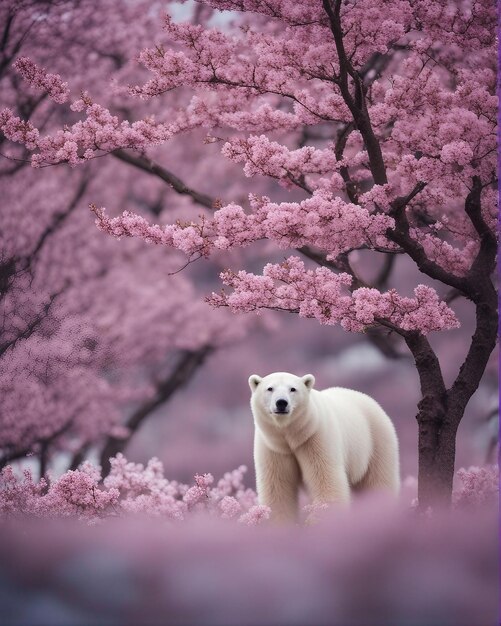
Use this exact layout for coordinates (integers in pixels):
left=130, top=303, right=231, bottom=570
left=0, top=455, right=269, bottom=525
left=0, top=493, right=497, bottom=626
left=0, top=458, right=498, bottom=625
left=453, top=464, right=499, bottom=509
left=1, top=456, right=497, bottom=524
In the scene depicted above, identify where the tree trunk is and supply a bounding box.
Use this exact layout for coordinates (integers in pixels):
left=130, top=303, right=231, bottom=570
left=417, top=414, right=458, bottom=509
left=405, top=255, right=497, bottom=508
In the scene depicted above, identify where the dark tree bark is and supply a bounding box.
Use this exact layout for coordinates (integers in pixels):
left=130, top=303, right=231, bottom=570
left=403, top=332, right=451, bottom=506
left=113, top=149, right=216, bottom=210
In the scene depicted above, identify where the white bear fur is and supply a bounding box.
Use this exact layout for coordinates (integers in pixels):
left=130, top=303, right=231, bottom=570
left=249, top=372, right=400, bottom=522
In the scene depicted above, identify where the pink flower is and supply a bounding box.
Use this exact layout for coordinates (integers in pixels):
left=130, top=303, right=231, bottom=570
left=440, top=141, right=474, bottom=166
left=453, top=465, right=499, bottom=509
left=238, top=505, right=271, bottom=526
left=219, top=496, right=242, bottom=519
left=13, top=57, right=70, bottom=104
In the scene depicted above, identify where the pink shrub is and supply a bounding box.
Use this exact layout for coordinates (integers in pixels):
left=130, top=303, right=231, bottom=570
left=0, top=455, right=270, bottom=525
left=453, top=464, right=499, bottom=509
left=0, top=492, right=496, bottom=626
left=2, top=456, right=497, bottom=526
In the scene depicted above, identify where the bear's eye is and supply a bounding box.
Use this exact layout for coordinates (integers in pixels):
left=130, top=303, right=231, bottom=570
left=290, top=387, right=296, bottom=392
left=267, top=387, right=273, bottom=392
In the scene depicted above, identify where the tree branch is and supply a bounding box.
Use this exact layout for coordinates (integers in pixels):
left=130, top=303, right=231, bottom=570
left=113, top=149, right=216, bottom=210
left=364, top=325, right=408, bottom=359
left=113, top=150, right=387, bottom=294
left=464, top=175, right=497, bottom=283
left=99, top=344, right=214, bottom=477
left=333, top=121, right=359, bottom=203
left=446, top=282, right=498, bottom=426
left=24, top=177, right=90, bottom=269
left=0, top=418, right=72, bottom=472
left=403, top=331, right=447, bottom=422
left=0, top=287, right=64, bottom=357
left=445, top=181, right=498, bottom=423
left=386, top=182, right=471, bottom=293
left=374, top=254, right=395, bottom=290
left=322, top=0, right=387, bottom=185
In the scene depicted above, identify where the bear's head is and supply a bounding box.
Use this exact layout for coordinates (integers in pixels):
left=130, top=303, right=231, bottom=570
left=248, top=371, right=315, bottom=426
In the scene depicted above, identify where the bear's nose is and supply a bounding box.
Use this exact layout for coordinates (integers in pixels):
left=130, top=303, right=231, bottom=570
left=275, top=399, right=288, bottom=411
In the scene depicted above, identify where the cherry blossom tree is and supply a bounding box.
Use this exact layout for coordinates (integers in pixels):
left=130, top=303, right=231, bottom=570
left=0, top=173, right=233, bottom=477
left=0, top=0, right=248, bottom=479
left=1, top=0, right=497, bottom=508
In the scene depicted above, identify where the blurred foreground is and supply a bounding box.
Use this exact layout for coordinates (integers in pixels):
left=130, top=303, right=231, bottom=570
left=0, top=462, right=498, bottom=626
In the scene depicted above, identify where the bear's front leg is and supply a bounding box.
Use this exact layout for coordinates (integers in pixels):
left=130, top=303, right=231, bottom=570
left=254, top=436, right=300, bottom=523
left=295, top=435, right=350, bottom=507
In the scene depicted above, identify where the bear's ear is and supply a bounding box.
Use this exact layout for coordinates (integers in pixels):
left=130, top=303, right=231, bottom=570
left=302, top=374, right=315, bottom=390
left=248, top=375, right=262, bottom=391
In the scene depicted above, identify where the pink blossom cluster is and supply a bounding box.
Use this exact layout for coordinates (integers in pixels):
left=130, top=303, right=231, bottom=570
left=2, top=457, right=496, bottom=527
left=0, top=337, right=121, bottom=456
left=0, top=163, right=239, bottom=459
left=94, top=189, right=395, bottom=260
left=0, top=455, right=270, bottom=525
left=3, top=0, right=495, bottom=288
left=13, top=57, right=70, bottom=104
left=412, top=0, right=496, bottom=54
left=130, top=12, right=353, bottom=126
left=350, top=285, right=460, bottom=333
left=0, top=109, right=40, bottom=150
left=6, top=0, right=496, bottom=189
left=131, top=16, right=241, bottom=98
left=378, top=52, right=496, bottom=208
left=209, top=257, right=459, bottom=334
left=74, top=0, right=496, bottom=315
left=221, top=135, right=338, bottom=182
left=214, top=100, right=303, bottom=133
left=257, top=192, right=395, bottom=257
left=410, top=229, right=478, bottom=277
left=91, top=206, right=212, bottom=256
left=453, top=465, right=499, bottom=509
left=0, top=264, right=240, bottom=466
left=0, top=99, right=174, bottom=167
left=0, top=463, right=118, bottom=521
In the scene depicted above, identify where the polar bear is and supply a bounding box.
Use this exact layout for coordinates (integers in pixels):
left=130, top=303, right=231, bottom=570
left=249, top=372, right=400, bottom=522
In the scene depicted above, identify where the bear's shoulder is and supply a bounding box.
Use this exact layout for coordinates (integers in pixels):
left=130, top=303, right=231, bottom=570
left=317, top=386, right=372, bottom=399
